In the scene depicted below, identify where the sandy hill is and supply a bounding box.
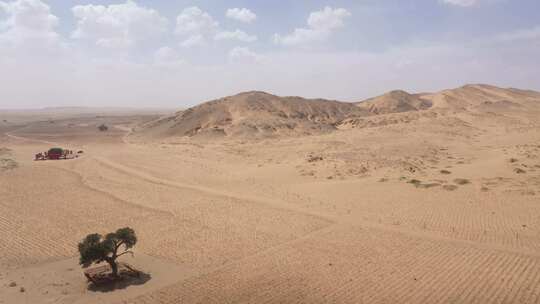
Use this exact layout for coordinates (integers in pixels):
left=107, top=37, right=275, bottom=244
left=356, top=90, right=432, bottom=114
left=134, top=85, right=540, bottom=140
left=356, top=84, right=540, bottom=114
left=420, top=84, right=540, bottom=110
left=135, top=91, right=368, bottom=139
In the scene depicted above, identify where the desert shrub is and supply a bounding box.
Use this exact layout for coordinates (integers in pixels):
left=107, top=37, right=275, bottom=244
left=408, top=179, right=422, bottom=185
left=454, top=178, right=470, bottom=185
left=98, top=124, right=109, bottom=132
left=307, top=154, right=323, bottom=162
left=443, top=185, right=458, bottom=191
left=417, top=183, right=441, bottom=189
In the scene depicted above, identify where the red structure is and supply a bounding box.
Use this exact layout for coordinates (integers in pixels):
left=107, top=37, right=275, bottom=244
left=47, top=148, right=64, bottom=160
left=35, top=148, right=76, bottom=161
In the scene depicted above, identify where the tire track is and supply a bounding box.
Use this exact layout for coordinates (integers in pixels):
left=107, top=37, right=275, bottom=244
left=91, top=155, right=335, bottom=223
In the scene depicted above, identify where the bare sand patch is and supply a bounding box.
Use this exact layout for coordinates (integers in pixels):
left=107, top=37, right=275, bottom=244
left=0, top=254, right=196, bottom=304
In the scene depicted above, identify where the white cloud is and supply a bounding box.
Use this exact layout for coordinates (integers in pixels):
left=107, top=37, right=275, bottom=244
left=307, top=6, right=350, bottom=31
left=71, top=1, right=167, bottom=49
left=175, top=6, right=218, bottom=47
left=215, top=29, right=257, bottom=42
left=226, top=8, right=256, bottom=23
left=274, top=7, right=350, bottom=46
left=440, top=0, right=479, bottom=7
left=229, top=46, right=264, bottom=63
left=175, top=6, right=218, bottom=35
left=176, top=7, right=257, bottom=47
left=0, top=0, right=60, bottom=50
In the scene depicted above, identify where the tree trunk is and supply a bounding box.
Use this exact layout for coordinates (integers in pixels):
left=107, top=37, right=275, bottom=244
left=107, top=259, right=119, bottom=278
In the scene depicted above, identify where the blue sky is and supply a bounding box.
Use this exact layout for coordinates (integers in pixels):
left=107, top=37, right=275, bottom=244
left=0, top=0, right=539, bottom=108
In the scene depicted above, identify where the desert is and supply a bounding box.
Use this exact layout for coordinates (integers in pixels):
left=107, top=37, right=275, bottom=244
left=2, top=1, right=540, bottom=303
left=1, top=83, right=540, bottom=303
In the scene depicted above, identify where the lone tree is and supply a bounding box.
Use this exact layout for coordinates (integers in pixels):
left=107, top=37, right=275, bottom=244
left=78, top=227, right=137, bottom=278
left=98, top=124, right=108, bottom=132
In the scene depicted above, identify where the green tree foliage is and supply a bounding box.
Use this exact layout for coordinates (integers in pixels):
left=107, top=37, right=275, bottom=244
left=78, top=227, right=137, bottom=278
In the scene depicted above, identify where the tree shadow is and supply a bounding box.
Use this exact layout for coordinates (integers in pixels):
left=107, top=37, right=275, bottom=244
left=87, top=271, right=152, bottom=293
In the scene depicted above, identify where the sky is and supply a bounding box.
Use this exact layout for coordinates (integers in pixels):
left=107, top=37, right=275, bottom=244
left=0, top=0, right=539, bottom=109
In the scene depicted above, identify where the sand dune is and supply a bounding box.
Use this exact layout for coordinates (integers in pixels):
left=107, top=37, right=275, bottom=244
left=420, top=84, right=540, bottom=110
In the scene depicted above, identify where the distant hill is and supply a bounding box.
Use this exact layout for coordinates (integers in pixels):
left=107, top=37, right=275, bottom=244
left=135, top=91, right=368, bottom=139
left=134, top=85, right=540, bottom=140
left=419, top=84, right=540, bottom=110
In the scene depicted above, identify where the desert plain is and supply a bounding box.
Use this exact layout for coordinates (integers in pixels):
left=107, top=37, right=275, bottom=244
left=1, top=84, right=540, bottom=303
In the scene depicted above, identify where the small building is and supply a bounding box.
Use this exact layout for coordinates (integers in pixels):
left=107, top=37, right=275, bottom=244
left=47, top=148, right=64, bottom=160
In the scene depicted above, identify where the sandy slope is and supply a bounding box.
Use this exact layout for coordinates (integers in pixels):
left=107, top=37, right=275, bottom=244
left=356, top=90, right=432, bottom=114
left=133, top=91, right=368, bottom=140
left=1, top=84, right=540, bottom=303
